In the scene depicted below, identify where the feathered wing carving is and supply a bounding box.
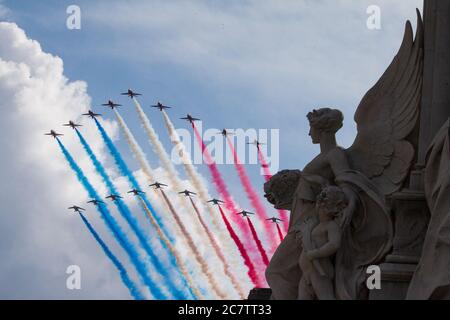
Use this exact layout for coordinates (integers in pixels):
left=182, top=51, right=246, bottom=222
left=347, top=9, right=424, bottom=196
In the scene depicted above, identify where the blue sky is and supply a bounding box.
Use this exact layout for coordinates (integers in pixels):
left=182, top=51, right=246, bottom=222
left=0, top=0, right=423, bottom=299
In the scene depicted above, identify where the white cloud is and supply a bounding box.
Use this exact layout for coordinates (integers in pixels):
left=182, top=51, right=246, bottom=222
left=0, top=21, right=133, bottom=299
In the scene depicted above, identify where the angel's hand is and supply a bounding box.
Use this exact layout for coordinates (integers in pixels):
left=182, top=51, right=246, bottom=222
left=340, top=195, right=356, bottom=229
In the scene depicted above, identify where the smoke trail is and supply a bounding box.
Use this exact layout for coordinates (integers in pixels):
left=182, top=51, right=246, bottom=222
left=131, top=98, right=184, bottom=190
left=113, top=109, right=154, bottom=181
left=161, top=111, right=238, bottom=258
left=246, top=217, right=269, bottom=267
left=130, top=100, right=221, bottom=260
left=188, top=196, right=247, bottom=299
left=160, top=189, right=227, bottom=299
left=93, top=118, right=171, bottom=241
left=276, top=224, right=284, bottom=242
left=257, top=148, right=289, bottom=232
left=78, top=212, right=145, bottom=300
left=113, top=110, right=231, bottom=298
left=226, top=137, right=277, bottom=253
left=217, top=205, right=261, bottom=287
left=257, top=148, right=273, bottom=181
left=192, top=124, right=250, bottom=240
left=56, top=139, right=165, bottom=299
left=75, top=129, right=188, bottom=299
left=138, top=197, right=205, bottom=300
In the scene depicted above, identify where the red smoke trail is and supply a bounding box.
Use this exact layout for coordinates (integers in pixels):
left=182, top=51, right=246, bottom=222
left=227, top=137, right=277, bottom=253
left=191, top=124, right=250, bottom=241
left=188, top=197, right=247, bottom=299
left=218, top=205, right=262, bottom=288
left=257, top=148, right=273, bottom=181
left=257, top=148, right=289, bottom=232
left=246, top=217, right=269, bottom=267
left=276, top=224, right=284, bottom=242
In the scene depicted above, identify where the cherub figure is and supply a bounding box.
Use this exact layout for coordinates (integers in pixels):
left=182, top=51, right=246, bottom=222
left=298, top=186, right=347, bottom=300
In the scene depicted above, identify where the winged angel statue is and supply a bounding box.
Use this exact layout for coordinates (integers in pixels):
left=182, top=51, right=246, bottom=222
left=264, top=10, right=423, bottom=300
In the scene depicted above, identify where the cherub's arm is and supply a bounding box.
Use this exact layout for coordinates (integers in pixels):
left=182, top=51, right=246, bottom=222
left=308, top=221, right=342, bottom=259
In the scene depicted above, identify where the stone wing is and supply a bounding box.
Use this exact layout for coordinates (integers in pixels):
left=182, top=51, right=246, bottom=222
left=346, top=10, right=424, bottom=196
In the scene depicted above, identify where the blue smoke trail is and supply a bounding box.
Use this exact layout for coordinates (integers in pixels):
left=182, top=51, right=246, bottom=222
left=76, top=129, right=191, bottom=299
left=93, top=119, right=173, bottom=241
left=56, top=139, right=167, bottom=299
left=78, top=212, right=145, bottom=300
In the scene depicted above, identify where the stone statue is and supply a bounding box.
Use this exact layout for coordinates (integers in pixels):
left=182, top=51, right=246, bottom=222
left=264, top=11, right=424, bottom=300
left=296, top=186, right=347, bottom=300
left=407, top=119, right=450, bottom=299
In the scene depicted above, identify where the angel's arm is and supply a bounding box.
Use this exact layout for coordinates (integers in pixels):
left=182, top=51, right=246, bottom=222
left=327, top=148, right=358, bottom=228
left=327, top=147, right=350, bottom=175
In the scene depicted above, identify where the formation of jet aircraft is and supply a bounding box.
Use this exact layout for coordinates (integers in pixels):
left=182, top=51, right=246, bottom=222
left=207, top=198, right=225, bottom=205
left=178, top=190, right=196, bottom=197
left=121, top=89, right=141, bottom=98
left=236, top=210, right=255, bottom=217
left=68, top=205, right=85, bottom=213
left=247, top=139, right=265, bottom=150
left=266, top=217, right=283, bottom=224
left=128, top=189, right=145, bottom=196
left=44, top=130, right=63, bottom=138
left=149, top=182, right=168, bottom=189
left=63, top=121, right=82, bottom=129
left=106, top=194, right=123, bottom=201
left=180, top=114, right=200, bottom=124
left=102, top=100, right=122, bottom=109
left=87, top=199, right=104, bottom=206
left=151, top=102, right=171, bottom=111
left=82, top=110, right=102, bottom=119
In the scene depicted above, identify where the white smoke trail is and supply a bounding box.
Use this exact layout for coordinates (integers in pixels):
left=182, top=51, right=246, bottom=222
left=114, top=109, right=154, bottom=181
left=114, top=109, right=216, bottom=297
left=131, top=98, right=223, bottom=244
left=131, top=98, right=242, bottom=297
left=161, top=110, right=251, bottom=290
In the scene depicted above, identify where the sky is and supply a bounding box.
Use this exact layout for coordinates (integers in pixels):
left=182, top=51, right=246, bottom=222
left=0, top=0, right=423, bottom=299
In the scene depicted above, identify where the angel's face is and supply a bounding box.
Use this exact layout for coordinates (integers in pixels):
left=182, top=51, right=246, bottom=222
left=309, top=126, right=320, bottom=144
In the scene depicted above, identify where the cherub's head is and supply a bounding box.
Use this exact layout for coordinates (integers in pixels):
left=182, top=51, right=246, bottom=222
left=315, top=186, right=348, bottom=221
left=264, top=170, right=301, bottom=210
left=307, top=108, right=344, bottom=144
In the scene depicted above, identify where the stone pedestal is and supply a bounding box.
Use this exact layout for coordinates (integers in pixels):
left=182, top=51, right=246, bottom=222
left=247, top=288, right=272, bottom=300
left=370, top=190, right=429, bottom=300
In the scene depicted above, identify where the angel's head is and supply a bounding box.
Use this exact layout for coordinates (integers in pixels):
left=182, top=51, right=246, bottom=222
left=307, top=108, right=344, bottom=144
